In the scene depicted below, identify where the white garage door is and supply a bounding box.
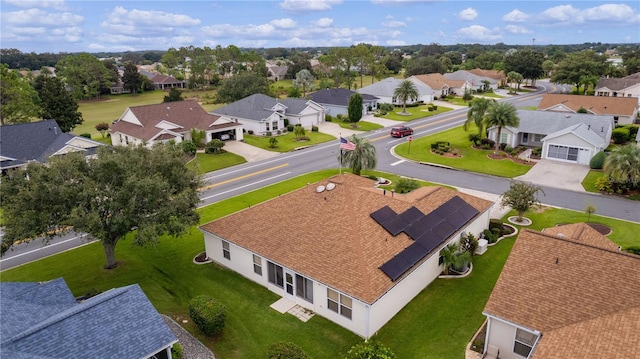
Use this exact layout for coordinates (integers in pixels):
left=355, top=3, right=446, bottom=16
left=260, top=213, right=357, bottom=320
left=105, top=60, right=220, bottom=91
left=547, top=144, right=579, bottom=162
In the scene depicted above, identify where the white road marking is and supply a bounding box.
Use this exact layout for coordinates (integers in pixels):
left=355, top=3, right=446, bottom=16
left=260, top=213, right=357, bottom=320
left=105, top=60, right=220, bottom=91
left=390, top=160, right=405, bottom=166
left=199, top=172, right=293, bottom=203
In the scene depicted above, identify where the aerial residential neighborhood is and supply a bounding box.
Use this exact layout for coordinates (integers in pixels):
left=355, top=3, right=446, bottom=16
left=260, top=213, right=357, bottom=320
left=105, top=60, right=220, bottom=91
left=1, top=1, right=640, bottom=358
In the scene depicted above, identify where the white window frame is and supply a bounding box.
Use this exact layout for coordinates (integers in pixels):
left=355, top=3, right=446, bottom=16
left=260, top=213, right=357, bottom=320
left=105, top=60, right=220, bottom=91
left=267, top=261, right=284, bottom=288
left=222, top=241, right=230, bottom=260
left=327, top=288, right=352, bottom=319
left=513, top=328, right=538, bottom=357
left=295, top=274, right=313, bottom=303
left=253, top=254, right=262, bottom=276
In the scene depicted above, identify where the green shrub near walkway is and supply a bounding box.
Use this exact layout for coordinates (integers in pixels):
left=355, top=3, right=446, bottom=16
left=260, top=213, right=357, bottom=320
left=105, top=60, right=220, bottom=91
left=243, top=132, right=335, bottom=152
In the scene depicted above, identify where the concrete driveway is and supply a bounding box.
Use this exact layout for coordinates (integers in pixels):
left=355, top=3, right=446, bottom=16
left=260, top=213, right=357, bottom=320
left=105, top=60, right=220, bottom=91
left=514, top=159, right=590, bottom=192
left=223, top=140, right=280, bottom=162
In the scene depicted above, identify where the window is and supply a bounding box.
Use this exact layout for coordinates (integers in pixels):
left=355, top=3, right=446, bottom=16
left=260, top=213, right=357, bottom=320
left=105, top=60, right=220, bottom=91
left=222, top=241, right=230, bottom=260
left=614, top=116, right=619, bottom=125
left=513, top=328, right=537, bottom=357
left=500, top=133, right=508, bottom=144
left=522, top=133, right=529, bottom=143
left=295, top=275, right=313, bottom=303
left=267, top=261, right=283, bottom=288
left=327, top=288, right=352, bottom=319
left=272, top=121, right=278, bottom=130
left=253, top=254, right=262, bottom=276
left=534, top=134, right=544, bottom=142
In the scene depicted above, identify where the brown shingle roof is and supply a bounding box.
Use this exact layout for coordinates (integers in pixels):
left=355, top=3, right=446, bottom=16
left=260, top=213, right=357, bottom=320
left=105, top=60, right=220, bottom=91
left=538, top=93, right=638, bottom=116
left=110, top=100, right=236, bottom=141
left=484, top=228, right=640, bottom=358
left=200, top=174, right=492, bottom=304
left=542, top=223, right=620, bottom=251
left=412, top=73, right=465, bottom=89
left=467, top=68, right=505, bottom=81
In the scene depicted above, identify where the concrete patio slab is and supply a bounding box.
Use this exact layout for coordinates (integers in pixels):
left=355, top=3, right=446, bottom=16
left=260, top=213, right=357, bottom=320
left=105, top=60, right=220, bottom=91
left=270, top=297, right=295, bottom=314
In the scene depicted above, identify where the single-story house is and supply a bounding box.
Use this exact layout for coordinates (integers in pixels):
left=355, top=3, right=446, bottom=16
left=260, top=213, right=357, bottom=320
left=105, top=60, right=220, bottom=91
left=140, top=70, right=186, bottom=90
left=595, top=72, right=640, bottom=103
left=357, top=77, right=434, bottom=105
left=310, top=88, right=379, bottom=117
left=443, top=70, right=498, bottom=93
left=0, top=119, right=103, bottom=175
left=110, top=99, right=243, bottom=147
left=200, top=174, right=492, bottom=338
left=467, top=69, right=506, bottom=87
left=486, top=110, right=613, bottom=165
left=267, top=65, right=289, bottom=81
left=1, top=277, right=178, bottom=358
left=538, top=93, right=639, bottom=125
left=211, top=94, right=325, bottom=135
left=482, top=224, right=640, bottom=359
left=409, top=73, right=469, bottom=98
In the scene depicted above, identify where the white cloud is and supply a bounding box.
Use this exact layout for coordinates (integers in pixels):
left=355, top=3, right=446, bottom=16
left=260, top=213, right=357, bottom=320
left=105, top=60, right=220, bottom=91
left=279, top=0, right=342, bottom=13
left=101, top=7, right=200, bottom=36
left=539, top=4, right=581, bottom=23
left=502, top=9, right=530, bottom=22
left=457, top=7, right=477, bottom=21
left=270, top=18, right=297, bottom=29
left=455, top=25, right=502, bottom=42
left=2, top=8, right=82, bottom=26
left=582, top=3, right=640, bottom=24
left=312, top=18, right=333, bottom=27
left=386, top=39, right=406, bottom=46
left=4, top=0, right=69, bottom=11
left=383, top=20, right=406, bottom=28
left=504, top=25, right=532, bottom=34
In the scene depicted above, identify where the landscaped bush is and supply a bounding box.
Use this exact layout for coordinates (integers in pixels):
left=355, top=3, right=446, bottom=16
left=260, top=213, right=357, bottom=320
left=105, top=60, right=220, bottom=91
left=468, top=134, right=481, bottom=146
left=311, top=125, right=318, bottom=132
left=589, top=151, right=606, bottom=169
left=266, top=131, right=272, bottom=137
left=336, top=114, right=344, bottom=121
left=324, top=114, right=333, bottom=122
left=480, top=138, right=495, bottom=148
left=189, top=295, right=227, bottom=336
left=248, top=130, right=254, bottom=135
left=612, top=128, right=630, bottom=144
left=394, top=177, right=420, bottom=194
left=182, top=140, right=197, bottom=155
left=287, top=124, right=295, bottom=132
left=460, top=232, right=479, bottom=256
left=504, top=146, right=513, bottom=154
left=482, top=229, right=499, bottom=244
left=344, top=341, right=396, bottom=359
left=532, top=147, right=542, bottom=157
left=624, top=124, right=639, bottom=141
left=171, top=343, right=183, bottom=359
left=266, top=342, right=310, bottom=359
left=205, top=139, right=225, bottom=154
left=625, top=246, right=640, bottom=255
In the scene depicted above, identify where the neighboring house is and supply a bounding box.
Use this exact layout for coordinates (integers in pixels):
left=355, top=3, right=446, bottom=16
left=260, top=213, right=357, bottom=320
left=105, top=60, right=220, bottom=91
left=357, top=77, right=434, bottom=105
left=467, top=68, right=506, bottom=87
left=595, top=72, right=640, bottom=103
left=0, top=119, right=103, bottom=175
left=486, top=110, right=613, bottom=165
left=310, top=88, right=379, bottom=117
left=443, top=70, right=498, bottom=93
left=267, top=65, right=289, bottom=81
left=211, top=94, right=325, bottom=135
left=140, top=70, right=186, bottom=90
left=538, top=93, right=639, bottom=125
left=200, top=174, right=492, bottom=338
left=0, top=277, right=178, bottom=358
left=409, top=73, right=469, bottom=98
left=637, top=129, right=640, bottom=146
left=110, top=100, right=243, bottom=147
left=482, top=224, right=640, bottom=359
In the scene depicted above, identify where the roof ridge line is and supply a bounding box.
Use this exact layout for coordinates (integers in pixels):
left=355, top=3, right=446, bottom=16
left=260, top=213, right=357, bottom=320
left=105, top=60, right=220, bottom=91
left=521, top=228, right=636, bottom=259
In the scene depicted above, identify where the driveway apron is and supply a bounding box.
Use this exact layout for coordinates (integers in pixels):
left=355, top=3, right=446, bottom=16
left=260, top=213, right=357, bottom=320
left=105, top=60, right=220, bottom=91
left=514, top=159, right=590, bottom=192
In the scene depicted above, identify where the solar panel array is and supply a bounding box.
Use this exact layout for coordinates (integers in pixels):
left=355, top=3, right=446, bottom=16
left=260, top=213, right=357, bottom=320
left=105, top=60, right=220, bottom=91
left=374, top=196, right=479, bottom=281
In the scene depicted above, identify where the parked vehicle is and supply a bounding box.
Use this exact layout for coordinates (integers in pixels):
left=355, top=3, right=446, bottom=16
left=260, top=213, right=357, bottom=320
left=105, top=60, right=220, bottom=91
left=390, top=126, right=413, bottom=138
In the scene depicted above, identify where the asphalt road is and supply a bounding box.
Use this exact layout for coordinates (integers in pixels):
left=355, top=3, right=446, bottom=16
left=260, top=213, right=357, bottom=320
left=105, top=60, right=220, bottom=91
left=2, top=81, right=637, bottom=271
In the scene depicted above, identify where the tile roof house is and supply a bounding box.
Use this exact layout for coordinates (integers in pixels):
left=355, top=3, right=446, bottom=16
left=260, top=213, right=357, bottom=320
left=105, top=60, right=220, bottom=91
left=1, top=277, right=177, bottom=359
left=0, top=119, right=103, bottom=173
left=211, top=93, right=325, bottom=135
left=486, top=110, right=613, bottom=165
left=110, top=99, right=243, bottom=146
left=200, top=174, right=492, bottom=338
left=357, top=77, right=434, bottom=105
left=595, top=72, right=640, bottom=104
left=409, top=73, right=469, bottom=99
left=538, top=93, right=639, bottom=125
left=482, top=224, right=639, bottom=359
left=140, top=70, right=186, bottom=90
left=443, top=70, right=498, bottom=93
left=310, top=88, right=379, bottom=117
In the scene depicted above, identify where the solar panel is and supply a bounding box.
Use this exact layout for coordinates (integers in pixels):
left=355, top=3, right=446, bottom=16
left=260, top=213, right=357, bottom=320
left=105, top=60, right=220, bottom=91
left=432, top=201, right=454, bottom=219
left=382, top=215, right=410, bottom=236
left=370, top=206, right=397, bottom=225
left=458, top=203, right=479, bottom=219
left=433, top=220, right=456, bottom=239
left=400, top=206, right=424, bottom=224
left=404, top=220, right=428, bottom=240
left=400, top=241, right=429, bottom=267
left=447, top=211, right=468, bottom=230
left=447, top=195, right=467, bottom=209
left=420, top=213, right=443, bottom=229
left=379, top=255, right=411, bottom=281
left=417, top=233, right=445, bottom=254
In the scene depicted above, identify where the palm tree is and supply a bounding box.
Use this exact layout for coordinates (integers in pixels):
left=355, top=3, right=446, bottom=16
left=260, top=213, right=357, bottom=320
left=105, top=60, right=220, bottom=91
left=339, top=135, right=377, bottom=176
left=604, top=144, right=640, bottom=187
left=440, top=243, right=472, bottom=275
left=464, top=97, right=494, bottom=138
left=483, top=102, right=520, bottom=155
left=393, top=80, right=419, bottom=114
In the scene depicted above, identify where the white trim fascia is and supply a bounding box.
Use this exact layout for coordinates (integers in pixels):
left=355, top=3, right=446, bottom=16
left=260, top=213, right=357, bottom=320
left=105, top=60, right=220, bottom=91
left=482, top=312, right=541, bottom=336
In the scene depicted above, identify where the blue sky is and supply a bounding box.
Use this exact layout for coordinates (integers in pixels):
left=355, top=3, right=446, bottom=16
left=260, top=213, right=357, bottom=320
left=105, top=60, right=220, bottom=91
left=1, top=0, right=639, bottom=53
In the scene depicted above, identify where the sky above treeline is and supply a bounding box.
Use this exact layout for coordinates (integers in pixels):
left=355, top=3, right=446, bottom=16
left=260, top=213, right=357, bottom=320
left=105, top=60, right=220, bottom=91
left=1, top=0, right=639, bottom=54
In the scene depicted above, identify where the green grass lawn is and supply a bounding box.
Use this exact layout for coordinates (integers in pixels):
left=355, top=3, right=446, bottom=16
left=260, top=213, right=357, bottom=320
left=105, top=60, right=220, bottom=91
left=381, top=105, right=453, bottom=121
left=395, top=125, right=533, bottom=178
left=581, top=170, right=605, bottom=193
left=336, top=120, right=383, bottom=131
left=243, top=131, right=336, bottom=152
left=439, top=97, right=472, bottom=106
left=187, top=152, right=247, bottom=174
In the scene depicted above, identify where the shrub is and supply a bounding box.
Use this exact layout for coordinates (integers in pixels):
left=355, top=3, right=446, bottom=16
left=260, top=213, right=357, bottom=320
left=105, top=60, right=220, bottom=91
left=611, top=128, right=630, bottom=144
left=499, top=143, right=507, bottom=151
left=266, top=131, right=272, bottom=137
left=482, top=229, right=499, bottom=244
left=182, top=140, right=197, bottom=155
left=311, top=125, right=318, bottom=132
left=468, top=133, right=481, bottom=146
left=248, top=130, right=254, bottom=135
left=589, top=151, right=606, bottom=169
left=277, top=130, right=282, bottom=135
left=394, top=177, right=420, bottom=194
left=460, top=232, right=479, bottom=256
left=379, top=103, right=394, bottom=113
left=532, top=147, right=542, bottom=157
left=489, top=219, right=503, bottom=232
left=287, top=124, right=294, bottom=132
left=325, top=114, right=333, bottom=122
left=205, top=139, right=225, bottom=154
left=481, top=144, right=491, bottom=150
left=344, top=341, right=396, bottom=359
left=269, top=137, right=278, bottom=148
left=480, top=138, right=495, bottom=148
left=171, top=344, right=183, bottom=359
left=625, top=246, right=640, bottom=255
left=95, top=122, right=110, bottom=138
left=624, top=124, right=638, bottom=140
left=266, top=342, right=310, bottom=359
left=189, top=295, right=227, bottom=336
left=79, top=133, right=92, bottom=139
left=504, top=146, right=513, bottom=153
left=336, top=114, right=343, bottom=121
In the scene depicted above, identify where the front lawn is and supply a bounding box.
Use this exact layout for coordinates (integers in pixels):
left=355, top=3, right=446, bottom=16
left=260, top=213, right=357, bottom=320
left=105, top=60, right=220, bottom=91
left=187, top=152, right=247, bottom=174
left=381, top=105, right=453, bottom=121
left=395, top=125, right=533, bottom=178
left=335, top=120, right=383, bottom=131
left=243, top=132, right=335, bottom=152
left=581, top=170, right=605, bottom=193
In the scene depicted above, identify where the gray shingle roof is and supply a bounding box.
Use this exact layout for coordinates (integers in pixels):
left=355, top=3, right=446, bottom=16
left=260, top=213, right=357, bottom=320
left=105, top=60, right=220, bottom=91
left=499, top=110, right=613, bottom=142
left=211, top=93, right=318, bottom=121
left=443, top=70, right=497, bottom=85
left=0, top=120, right=103, bottom=170
left=1, top=278, right=177, bottom=359
left=542, top=123, right=607, bottom=147
left=310, top=88, right=378, bottom=107
left=357, top=77, right=433, bottom=97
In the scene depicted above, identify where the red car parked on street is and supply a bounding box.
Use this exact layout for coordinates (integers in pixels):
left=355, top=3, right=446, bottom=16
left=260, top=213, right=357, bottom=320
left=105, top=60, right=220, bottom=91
left=390, top=126, right=413, bottom=138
